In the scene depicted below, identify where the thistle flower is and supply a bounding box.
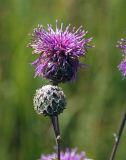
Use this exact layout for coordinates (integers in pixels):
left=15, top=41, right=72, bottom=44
left=40, top=148, right=93, bottom=160
left=117, top=38, right=126, bottom=78
left=29, top=20, right=93, bottom=84
left=33, top=85, right=66, bottom=116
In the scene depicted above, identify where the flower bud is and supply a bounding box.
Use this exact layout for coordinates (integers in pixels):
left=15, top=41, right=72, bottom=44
left=33, top=85, right=66, bottom=116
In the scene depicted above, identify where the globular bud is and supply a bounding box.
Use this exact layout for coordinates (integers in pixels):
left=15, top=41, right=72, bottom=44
left=33, top=85, right=66, bottom=116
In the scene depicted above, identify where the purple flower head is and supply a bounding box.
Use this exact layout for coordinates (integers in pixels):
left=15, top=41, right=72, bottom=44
left=40, top=148, right=93, bottom=160
left=29, top=20, right=93, bottom=84
left=117, top=37, right=126, bottom=78
left=118, top=59, right=126, bottom=78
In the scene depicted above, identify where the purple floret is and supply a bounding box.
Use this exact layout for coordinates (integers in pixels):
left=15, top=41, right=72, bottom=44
left=117, top=38, right=126, bottom=55
left=117, top=38, right=126, bottom=78
left=29, top=20, right=93, bottom=83
left=118, top=59, right=126, bottom=78
left=40, top=148, right=91, bottom=160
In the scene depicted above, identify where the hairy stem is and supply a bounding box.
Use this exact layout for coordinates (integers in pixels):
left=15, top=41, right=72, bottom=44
left=50, top=116, right=61, bottom=160
left=109, top=112, right=126, bottom=160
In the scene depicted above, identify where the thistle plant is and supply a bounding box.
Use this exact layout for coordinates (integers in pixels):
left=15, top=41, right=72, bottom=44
left=108, top=37, right=126, bottom=160
left=29, top=20, right=93, bottom=160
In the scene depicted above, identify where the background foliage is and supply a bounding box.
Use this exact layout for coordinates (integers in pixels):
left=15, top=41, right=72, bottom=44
left=0, top=0, right=126, bottom=159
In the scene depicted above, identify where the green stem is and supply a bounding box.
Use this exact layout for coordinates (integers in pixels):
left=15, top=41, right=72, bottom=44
left=50, top=116, right=61, bottom=160
left=109, top=112, right=126, bottom=160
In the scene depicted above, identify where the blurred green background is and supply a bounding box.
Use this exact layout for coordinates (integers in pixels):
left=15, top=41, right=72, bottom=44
left=0, top=0, right=126, bottom=159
